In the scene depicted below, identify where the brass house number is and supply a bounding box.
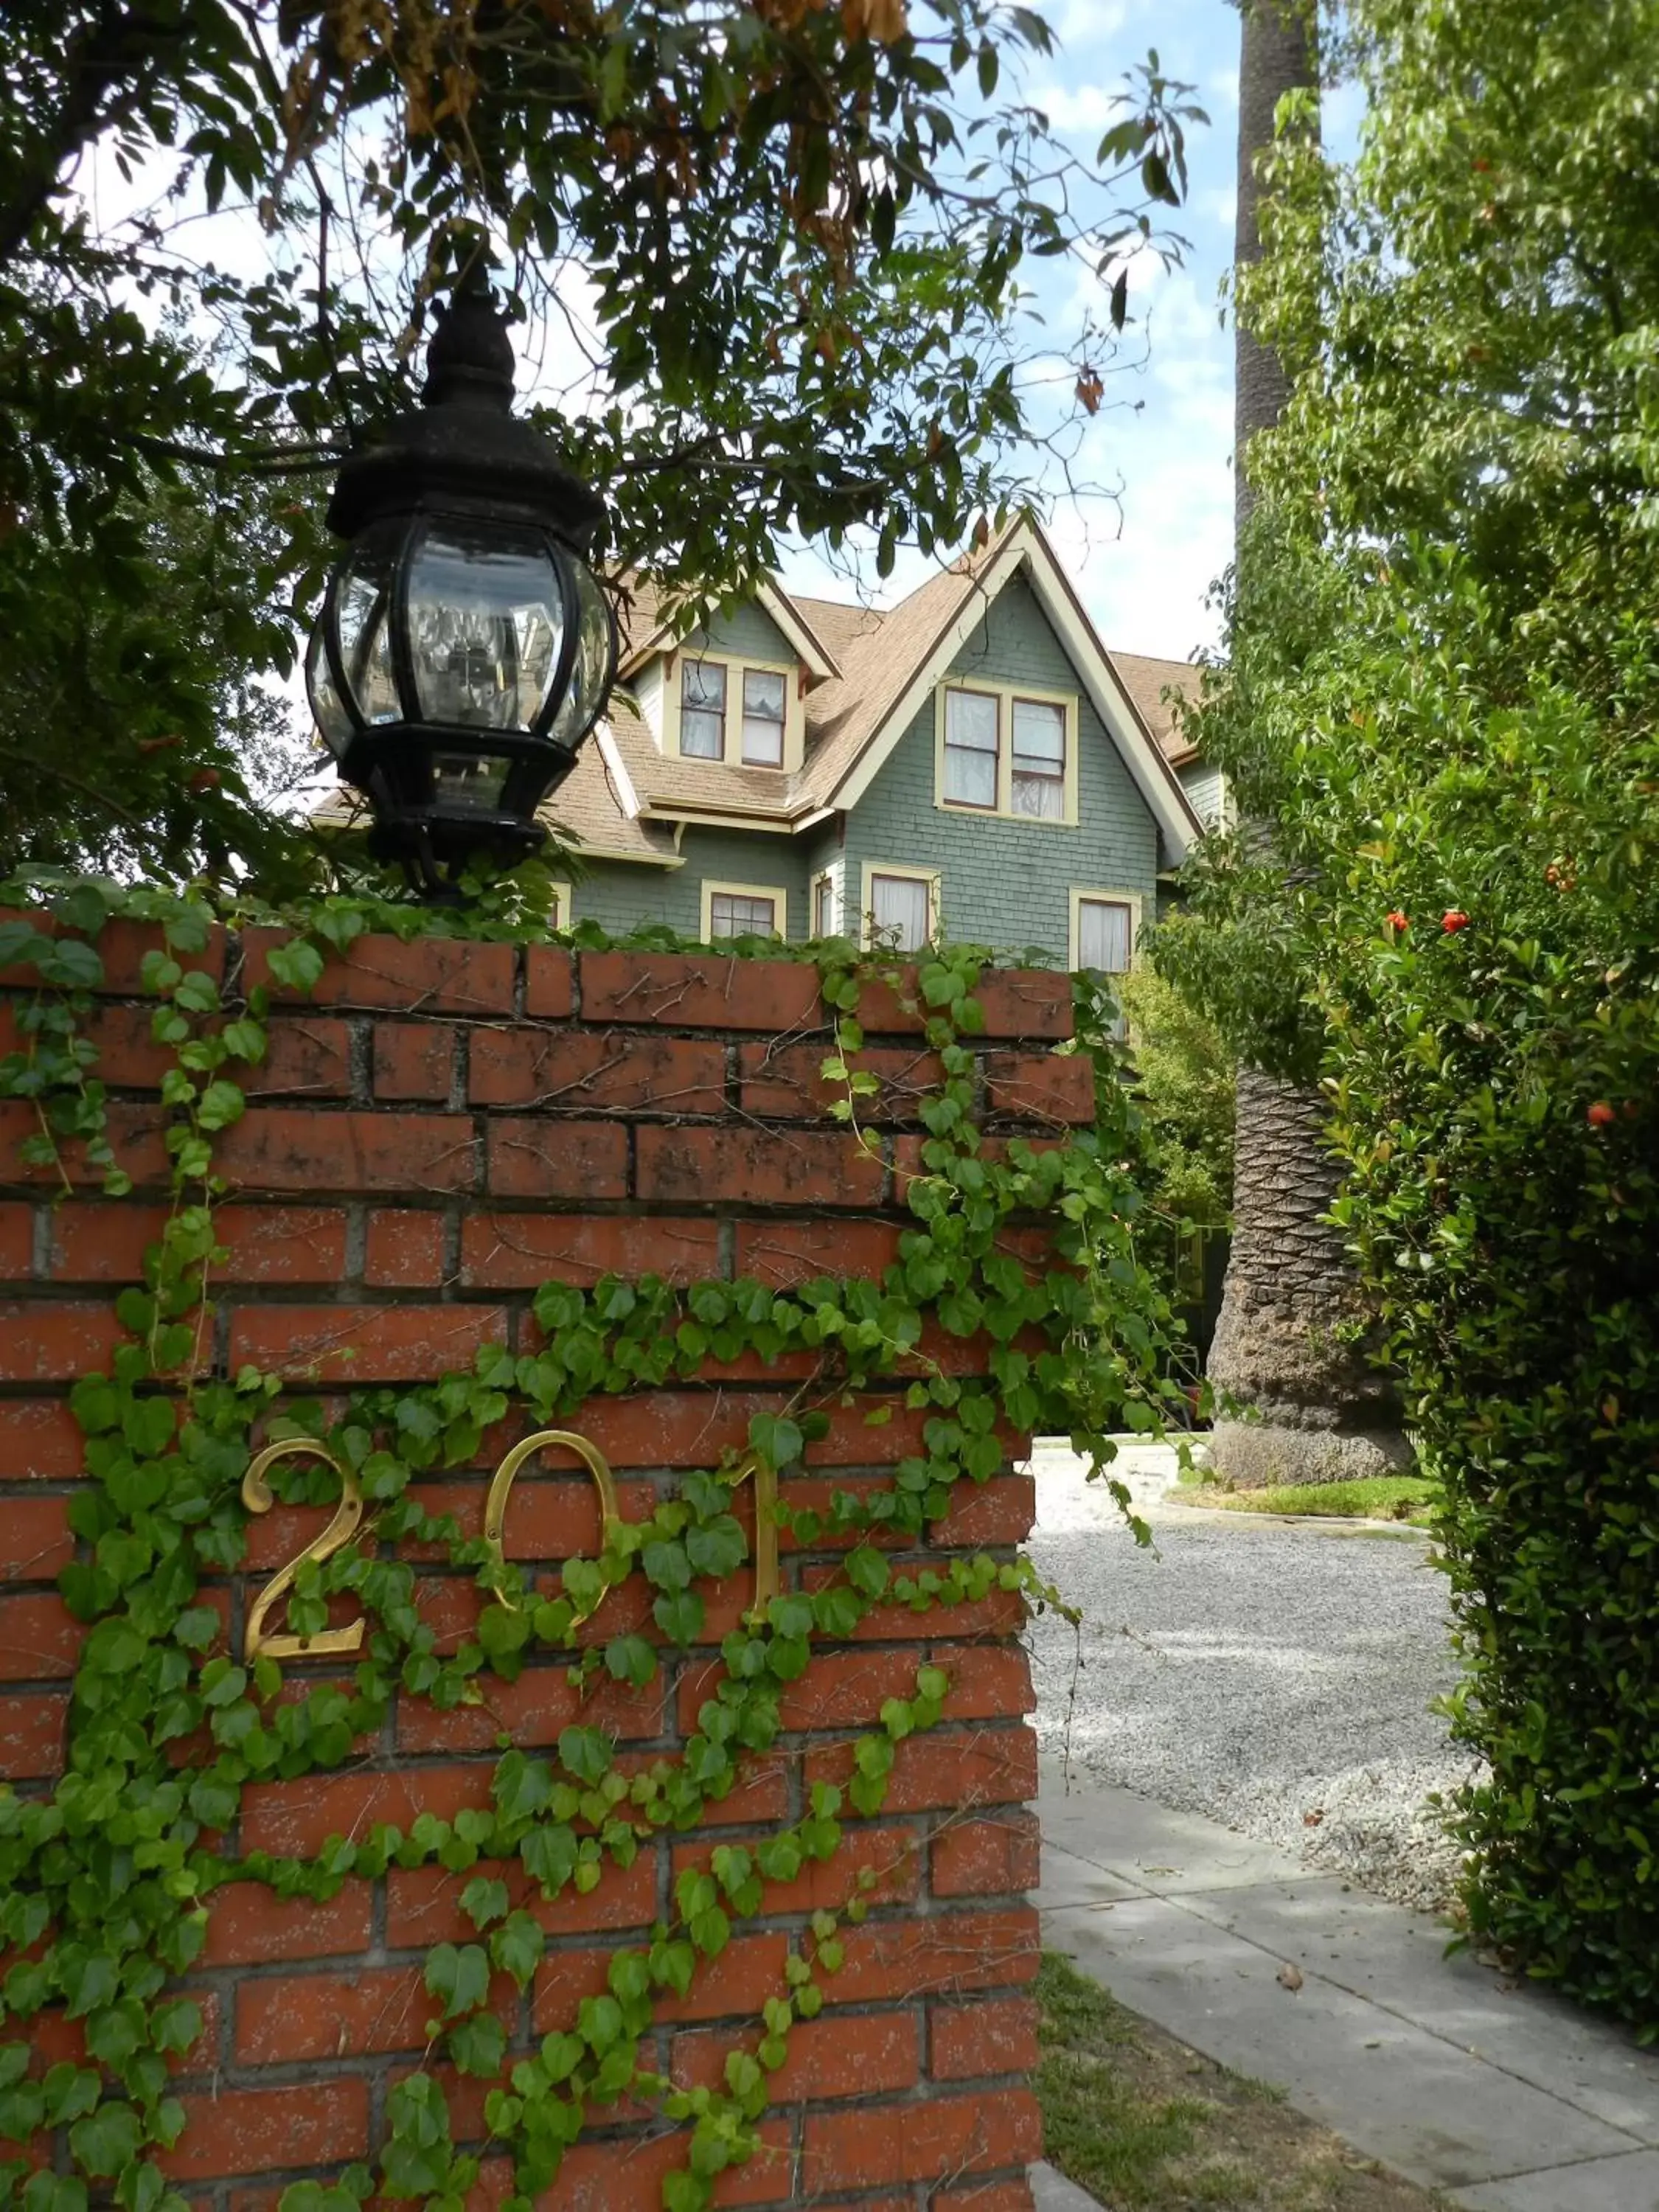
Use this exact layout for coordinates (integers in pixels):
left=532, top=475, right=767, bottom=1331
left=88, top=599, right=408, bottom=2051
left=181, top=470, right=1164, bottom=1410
left=240, top=1429, right=781, bottom=1664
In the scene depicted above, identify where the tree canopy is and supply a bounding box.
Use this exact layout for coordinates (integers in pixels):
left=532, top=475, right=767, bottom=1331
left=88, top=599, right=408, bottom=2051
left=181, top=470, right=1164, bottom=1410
left=1, top=0, right=1200, bottom=883
left=1157, top=0, right=1659, bottom=2020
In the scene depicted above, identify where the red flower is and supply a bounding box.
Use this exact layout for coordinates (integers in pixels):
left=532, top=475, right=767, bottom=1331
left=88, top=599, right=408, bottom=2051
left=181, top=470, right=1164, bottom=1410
left=1587, top=1101, right=1617, bottom=1128
left=1385, top=910, right=1409, bottom=932
left=1441, top=910, right=1470, bottom=933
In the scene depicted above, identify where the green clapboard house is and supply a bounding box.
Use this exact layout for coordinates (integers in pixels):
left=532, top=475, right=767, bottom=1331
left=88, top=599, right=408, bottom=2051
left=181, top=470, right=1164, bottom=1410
left=481, top=517, right=1218, bottom=978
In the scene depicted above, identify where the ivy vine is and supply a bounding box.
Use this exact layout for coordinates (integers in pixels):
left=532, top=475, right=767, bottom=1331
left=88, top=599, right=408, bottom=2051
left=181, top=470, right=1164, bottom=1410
left=0, top=871, right=1188, bottom=2212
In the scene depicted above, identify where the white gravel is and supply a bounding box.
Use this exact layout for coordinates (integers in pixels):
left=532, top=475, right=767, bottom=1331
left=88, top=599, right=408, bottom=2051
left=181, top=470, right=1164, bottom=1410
left=1023, top=1443, right=1481, bottom=1914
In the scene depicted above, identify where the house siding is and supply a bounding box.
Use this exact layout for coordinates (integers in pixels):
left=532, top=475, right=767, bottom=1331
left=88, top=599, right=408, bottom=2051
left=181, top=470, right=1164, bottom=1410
left=572, top=827, right=812, bottom=940
left=1178, top=758, right=1227, bottom=828
left=687, top=601, right=796, bottom=665
left=840, top=574, right=1160, bottom=959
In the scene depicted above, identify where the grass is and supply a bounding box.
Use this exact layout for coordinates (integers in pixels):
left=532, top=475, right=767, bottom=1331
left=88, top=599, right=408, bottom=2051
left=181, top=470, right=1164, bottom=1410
left=1173, top=1470, right=1439, bottom=1526
left=1034, top=1950, right=1450, bottom=2211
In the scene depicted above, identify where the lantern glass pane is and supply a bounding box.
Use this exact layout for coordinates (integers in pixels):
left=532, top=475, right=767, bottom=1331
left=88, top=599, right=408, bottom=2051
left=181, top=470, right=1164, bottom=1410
left=431, top=751, right=514, bottom=810
left=305, top=619, right=354, bottom=758
left=407, top=524, right=563, bottom=731
left=547, top=556, right=616, bottom=751
left=336, top=527, right=402, bottom=725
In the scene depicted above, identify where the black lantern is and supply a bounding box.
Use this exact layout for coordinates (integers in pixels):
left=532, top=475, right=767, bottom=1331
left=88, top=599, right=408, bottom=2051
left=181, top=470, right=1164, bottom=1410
left=305, top=272, right=616, bottom=895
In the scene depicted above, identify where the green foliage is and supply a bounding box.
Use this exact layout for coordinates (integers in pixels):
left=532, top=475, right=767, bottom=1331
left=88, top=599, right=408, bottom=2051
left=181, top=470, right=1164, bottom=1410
left=0, top=0, right=1202, bottom=874
left=0, top=885, right=1185, bottom=2207
left=1156, top=0, right=1659, bottom=2026
left=1115, top=964, right=1233, bottom=1270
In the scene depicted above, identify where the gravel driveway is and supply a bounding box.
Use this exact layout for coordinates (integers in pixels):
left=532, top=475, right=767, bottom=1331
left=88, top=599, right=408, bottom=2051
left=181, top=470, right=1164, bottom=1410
left=1023, top=1444, right=1481, bottom=1913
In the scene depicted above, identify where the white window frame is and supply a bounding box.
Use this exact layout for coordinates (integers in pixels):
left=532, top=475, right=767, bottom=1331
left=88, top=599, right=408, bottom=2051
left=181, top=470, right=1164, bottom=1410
left=860, top=861, right=942, bottom=953
left=546, top=879, right=574, bottom=931
left=1068, top=887, right=1143, bottom=974
left=810, top=869, right=838, bottom=939
left=933, top=679, right=1079, bottom=824
left=700, top=879, right=790, bottom=941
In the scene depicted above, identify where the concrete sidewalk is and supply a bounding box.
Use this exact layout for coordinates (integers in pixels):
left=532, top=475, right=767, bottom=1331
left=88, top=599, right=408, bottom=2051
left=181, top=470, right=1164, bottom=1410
left=1035, top=1756, right=1659, bottom=2211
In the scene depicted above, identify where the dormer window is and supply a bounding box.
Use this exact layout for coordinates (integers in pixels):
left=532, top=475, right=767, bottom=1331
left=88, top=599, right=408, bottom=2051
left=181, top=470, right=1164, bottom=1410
left=676, top=656, right=790, bottom=767
left=681, top=658, right=726, bottom=757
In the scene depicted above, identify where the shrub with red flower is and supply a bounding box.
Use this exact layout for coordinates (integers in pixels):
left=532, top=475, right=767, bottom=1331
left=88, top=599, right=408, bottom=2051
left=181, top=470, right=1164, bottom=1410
left=1442, top=910, right=1470, bottom=933
left=1385, top=909, right=1409, bottom=931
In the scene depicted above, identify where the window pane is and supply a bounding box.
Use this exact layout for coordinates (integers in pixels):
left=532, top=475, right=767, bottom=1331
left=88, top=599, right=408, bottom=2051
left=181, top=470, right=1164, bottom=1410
left=743, top=669, right=786, bottom=716
left=813, top=876, right=835, bottom=936
left=1011, top=700, right=1065, bottom=818
left=683, top=658, right=726, bottom=709
left=1077, top=898, right=1131, bottom=973
left=943, top=689, right=1000, bottom=807
left=709, top=892, right=776, bottom=939
left=682, top=709, right=724, bottom=759
left=740, top=667, right=786, bottom=765
left=1012, top=698, right=1065, bottom=765
left=870, top=873, right=931, bottom=953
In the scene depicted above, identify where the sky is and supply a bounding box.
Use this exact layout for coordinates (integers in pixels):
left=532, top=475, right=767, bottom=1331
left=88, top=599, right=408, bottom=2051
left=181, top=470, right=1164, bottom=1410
left=775, top=0, right=1251, bottom=667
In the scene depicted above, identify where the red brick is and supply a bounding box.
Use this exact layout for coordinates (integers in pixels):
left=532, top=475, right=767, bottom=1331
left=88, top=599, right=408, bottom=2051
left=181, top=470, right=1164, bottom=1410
left=0, top=1399, right=82, bottom=1478
left=931, top=1993, right=1040, bottom=2079
left=0, top=1300, right=125, bottom=1382
left=672, top=2008, right=919, bottom=2103
left=235, top=1961, right=515, bottom=2064
left=524, top=945, right=574, bottom=1018
left=931, top=1809, right=1042, bottom=1899
left=228, top=1302, right=507, bottom=1382
left=809, top=1725, right=1037, bottom=1818
left=670, top=1823, right=918, bottom=1917
left=0, top=1688, right=66, bottom=1778
left=0, top=1493, right=73, bottom=1580
left=580, top=950, right=821, bottom=1032
left=201, top=1879, right=372, bottom=1966
left=386, top=1854, right=657, bottom=1947
left=0, top=1201, right=31, bottom=1278
left=844, top=970, right=928, bottom=1034
left=243, top=928, right=515, bottom=1015
left=892, top=1131, right=1066, bottom=1192
left=802, top=2085, right=1041, bottom=2193
left=532, top=1933, right=788, bottom=2034
left=771, top=1646, right=1030, bottom=1733
left=460, top=1212, right=721, bottom=1290
left=71, top=1003, right=174, bottom=1088
left=374, top=1021, right=455, bottom=1102
left=804, top=1579, right=1025, bottom=1645
left=827, top=1906, right=1039, bottom=2006
left=737, top=1040, right=945, bottom=1124
left=248, top=1016, right=352, bottom=1100
left=734, top=1217, right=902, bottom=1288
left=33, top=1989, right=218, bottom=2073
left=933, top=1474, right=1036, bottom=1548
left=45, top=1203, right=349, bottom=1284
left=471, top=1029, right=726, bottom=1116
left=0, top=1100, right=169, bottom=1189
left=0, top=1593, right=81, bottom=1680
left=217, top=1107, right=476, bottom=1194
left=239, top=1763, right=491, bottom=1858
left=975, top=968, right=1074, bottom=1040
left=485, top=1118, right=629, bottom=1200
left=637, top=1125, right=884, bottom=1209
left=365, top=1208, right=449, bottom=1287
left=394, top=1659, right=664, bottom=1754
left=985, top=1049, right=1095, bottom=1126
left=0, top=913, right=223, bottom=996
left=159, top=2078, right=369, bottom=2182
left=534, top=2121, right=791, bottom=2212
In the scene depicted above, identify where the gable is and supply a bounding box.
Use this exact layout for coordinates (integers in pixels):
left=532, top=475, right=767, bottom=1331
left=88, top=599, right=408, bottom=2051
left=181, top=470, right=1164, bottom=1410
left=823, top=521, right=1201, bottom=865
left=684, top=599, right=797, bottom=668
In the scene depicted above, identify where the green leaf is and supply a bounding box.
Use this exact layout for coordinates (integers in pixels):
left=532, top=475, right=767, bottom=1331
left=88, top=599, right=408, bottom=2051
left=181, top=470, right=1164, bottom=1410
left=423, top=1943, right=490, bottom=2023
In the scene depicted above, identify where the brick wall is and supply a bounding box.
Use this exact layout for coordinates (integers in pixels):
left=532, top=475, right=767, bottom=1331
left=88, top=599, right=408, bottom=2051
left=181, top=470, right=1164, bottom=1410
left=0, top=927, right=1093, bottom=2211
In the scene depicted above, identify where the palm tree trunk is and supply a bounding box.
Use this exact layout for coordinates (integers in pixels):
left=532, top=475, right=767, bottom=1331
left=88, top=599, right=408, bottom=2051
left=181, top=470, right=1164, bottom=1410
left=1206, top=0, right=1410, bottom=1486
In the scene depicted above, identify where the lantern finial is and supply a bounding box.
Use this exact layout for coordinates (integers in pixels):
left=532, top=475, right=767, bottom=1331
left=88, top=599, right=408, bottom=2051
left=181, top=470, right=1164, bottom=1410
left=423, top=268, right=515, bottom=412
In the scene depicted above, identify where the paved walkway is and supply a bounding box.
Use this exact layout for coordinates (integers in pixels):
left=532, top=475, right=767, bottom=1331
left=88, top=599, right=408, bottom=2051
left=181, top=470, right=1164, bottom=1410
left=1034, top=1756, right=1659, bottom=2210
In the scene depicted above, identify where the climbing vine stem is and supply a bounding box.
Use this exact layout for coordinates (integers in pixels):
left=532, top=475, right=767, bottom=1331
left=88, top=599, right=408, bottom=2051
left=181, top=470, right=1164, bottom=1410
left=0, top=871, right=1192, bottom=2212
